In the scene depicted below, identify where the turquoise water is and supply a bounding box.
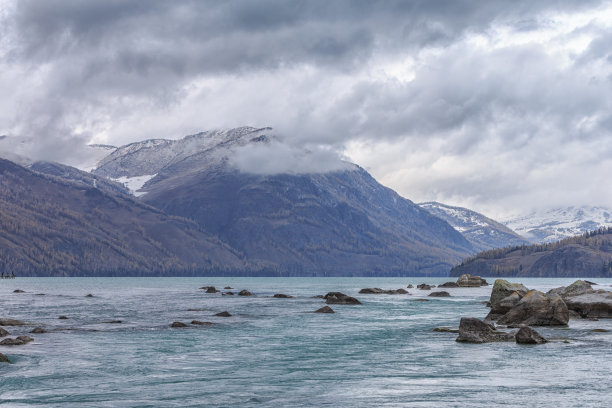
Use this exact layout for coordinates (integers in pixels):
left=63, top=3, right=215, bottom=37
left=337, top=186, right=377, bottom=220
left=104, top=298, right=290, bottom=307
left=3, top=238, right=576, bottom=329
left=1, top=277, right=611, bottom=407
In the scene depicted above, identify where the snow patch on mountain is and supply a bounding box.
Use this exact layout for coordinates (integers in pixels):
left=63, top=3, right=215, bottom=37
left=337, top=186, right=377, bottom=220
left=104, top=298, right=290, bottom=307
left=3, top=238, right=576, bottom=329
left=112, top=174, right=157, bottom=197
left=502, top=206, right=612, bottom=243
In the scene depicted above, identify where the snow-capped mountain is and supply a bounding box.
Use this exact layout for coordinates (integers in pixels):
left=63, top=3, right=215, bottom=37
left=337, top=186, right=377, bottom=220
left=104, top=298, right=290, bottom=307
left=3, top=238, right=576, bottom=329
left=419, top=202, right=529, bottom=251
left=91, top=127, right=475, bottom=276
left=502, top=206, right=612, bottom=243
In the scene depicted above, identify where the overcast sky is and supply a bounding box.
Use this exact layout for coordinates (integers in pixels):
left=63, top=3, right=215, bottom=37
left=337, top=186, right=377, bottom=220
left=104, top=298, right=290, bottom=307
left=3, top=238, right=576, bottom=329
left=1, top=0, right=612, bottom=219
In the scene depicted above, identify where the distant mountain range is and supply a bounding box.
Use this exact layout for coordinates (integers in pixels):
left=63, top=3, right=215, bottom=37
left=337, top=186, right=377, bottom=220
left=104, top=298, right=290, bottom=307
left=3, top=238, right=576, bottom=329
left=502, top=207, right=612, bottom=243
left=450, top=227, right=612, bottom=278
left=419, top=202, right=529, bottom=251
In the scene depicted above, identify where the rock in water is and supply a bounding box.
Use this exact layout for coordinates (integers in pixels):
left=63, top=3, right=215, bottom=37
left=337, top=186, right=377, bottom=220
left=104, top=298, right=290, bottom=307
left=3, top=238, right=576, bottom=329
left=0, top=336, right=34, bottom=346
left=456, top=317, right=515, bottom=343
left=0, top=318, right=27, bottom=326
left=30, top=327, right=46, bottom=334
left=417, top=284, right=432, bottom=290
left=58, top=316, right=69, bottom=320
left=273, top=294, right=294, bottom=298
left=439, top=282, right=459, bottom=288
left=489, top=279, right=530, bottom=312
left=205, top=286, right=219, bottom=293
left=191, top=320, right=213, bottom=325
left=515, top=326, right=547, bottom=344
left=359, top=288, right=408, bottom=295
left=0, top=352, right=9, bottom=363
left=498, top=290, right=569, bottom=326
left=491, top=292, right=523, bottom=315
left=324, top=292, right=361, bottom=305
left=238, top=290, right=253, bottom=296
left=0, top=328, right=8, bottom=337
left=314, top=306, right=335, bottom=313
left=170, top=322, right=187, bottom=328
left=429, top=291, right=451, bottom=297
left=215, top=311, right=232, bottom=317
left=13, top=289, right=25, bottom=293
left=564, top=291, right=612, bottom=318
left=457, top=274, right=488, bottom=287
left=548, top=280, right=594, bottom=299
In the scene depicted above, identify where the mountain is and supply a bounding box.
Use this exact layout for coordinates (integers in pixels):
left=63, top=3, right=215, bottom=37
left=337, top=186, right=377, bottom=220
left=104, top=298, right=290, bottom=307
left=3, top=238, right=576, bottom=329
left=450, top=228, right=612, bottom=278
left=93, top=127, right=475, bottom=276
left=419, top=202, right=529, bottom=252
left=0, top=158, right=249, bottom=276
left=502, top=206, right=612, bottom=243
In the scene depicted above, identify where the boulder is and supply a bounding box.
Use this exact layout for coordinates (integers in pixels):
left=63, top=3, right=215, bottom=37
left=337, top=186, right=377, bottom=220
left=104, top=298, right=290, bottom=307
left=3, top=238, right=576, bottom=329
left=491, top=292, right=522, bottom=315
left=85, top=294, right=94, bottom=297
left=0, top=336, right=34, bottom=346
left=170, top=322, right=187, bottom=328
left=432, top=326, right=459, bottom=333
left=102, top=320, right=122, bottom=324
left=489, top=279, right=529, bottom=311
left=324, top=292, right=361, bottom=305
left=406, top=284, right=414, bottom=288
left=428, top=291, right=450, bottom=297
left=0, top=328, right=8, bottom=337
left=205, top=286, right=219, bottom=293
left=457, top=274, right=488, bottom=287
left=0, top=352, right=9, bottom=363
left=455, top=317, right=515, bottom=343
left=563, top=290, right=612, bottom=318
left=412, top=298, right=430, bottom=302
left=273, top=294, right=294, bottom=298
left=191, top=320, right=213, bottom=325
left=238, top=290, right=253, bottom=296
left=417, top=284, right=432, bottom=290
left=224, top=286, right=233, bottom=289
left=498, top=290, right=569, bottom=326
left=0, top=318, right=27, bottom=326
left=30, top=327, right=47, bottom=333
left=215, top=311, right=232, bottom=317
left=223, top=292, right=234, bottom=296
left=439, top=282, right=459, bottom=288
left=314, top=306, right=335, bottom=313
left=548, top=280, right=594, bottom=299
left=58, top=316, right=69, bottom=320
left=515, top=326, right=547, bottom=344
left=359, top=288, right=408, bottom=295
left=13, top=289, right=25, bottom=293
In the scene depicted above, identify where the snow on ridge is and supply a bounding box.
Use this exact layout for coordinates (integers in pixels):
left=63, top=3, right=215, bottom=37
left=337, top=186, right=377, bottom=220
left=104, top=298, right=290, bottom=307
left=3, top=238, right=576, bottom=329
left=112, top=174, right=157, bottom=197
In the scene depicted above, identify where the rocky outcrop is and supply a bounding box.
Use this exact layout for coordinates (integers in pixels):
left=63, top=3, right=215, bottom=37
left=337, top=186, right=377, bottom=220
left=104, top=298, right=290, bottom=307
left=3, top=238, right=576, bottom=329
left=417, top=284, right=432, bottom=290
left=457, top=274, right=488, bottom=287
left=439, top=282, right=459, bottom=288
left=429, top=291, right=451, bottom=297
left=359, top=288, right=408, bottom=295
left=455, top=318, right=515, bottom=343
left=324, top=292, right=361, bottom=305
left=238, top=290, right=253, bottom=296
left=0, top=318, right=27, bottom=326
left=489, top=292, right=523, bottom=317
left=314, top=306, right=335, bottom=313
left=0, top=336, right=34, bottom=346
left=489, top=279, right=529, bottom=312
left=564, top=291, right=612, bottom=318
left=215, top=311, right=232, bottom=317
left=273, top=294, right=294, bottom=298
left=201, top=286, right=219, bottom=293
left=170, top=322, right=187, bottom=328
left=515, top=326, right=547, bottom=344
left=497, top=290, right=569, bottom=326
left=548, top=280, right=594, bottom=299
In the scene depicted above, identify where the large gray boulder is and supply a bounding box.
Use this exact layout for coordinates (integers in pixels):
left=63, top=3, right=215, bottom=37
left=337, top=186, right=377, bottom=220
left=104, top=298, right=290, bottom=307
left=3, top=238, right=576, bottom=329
left=515, top=326, right=547, bottom=344
left=456, top=317, right=515, bottom=343
left=489, top=279, right=530, bottom=312
left=548, top=280, right=594, bottom=299
left=457, top=274, right=488, bottom=287
left=564, top=290, right=612, bottom=318
left=498, top=290, right=569, bottom=326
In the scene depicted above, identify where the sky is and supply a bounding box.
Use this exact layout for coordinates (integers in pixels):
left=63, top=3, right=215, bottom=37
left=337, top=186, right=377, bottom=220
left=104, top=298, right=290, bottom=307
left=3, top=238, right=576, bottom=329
left=1, top=0, right=612, bottom=219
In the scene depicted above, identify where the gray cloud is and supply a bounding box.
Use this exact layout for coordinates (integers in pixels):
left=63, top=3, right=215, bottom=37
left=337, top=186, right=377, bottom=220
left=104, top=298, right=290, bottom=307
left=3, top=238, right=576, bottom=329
left=1, top=0, right=611, bottom=217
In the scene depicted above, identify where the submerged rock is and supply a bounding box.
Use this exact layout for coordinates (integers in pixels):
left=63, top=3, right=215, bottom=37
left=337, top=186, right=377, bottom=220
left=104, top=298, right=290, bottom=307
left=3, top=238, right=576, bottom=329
left=215, top=311, right=232, bottom=317
left=406, top=284, right=414, bottom=288
left=417, top=284, right=432, bottom=290
left=324, top=292, right=361, bottom=305
left=314, top=306, right=335, bottom=313
left=223, top=291, right=234, bottom=295
left=457, top=274, right=488, bottom=287
left=13, top=289, right=25, bottom=293
left=0, top=318, right=27, bottom=326
left=102, top=320, right=122, bottom=324
left=170, top=322, right=187, bottom=328
left=191, top=320, right=213, bottom=325
left=238, top=290, right=253, bottom=296
left=0, top=336, right=34, bottom=346
left=359, top=288, right=408, bottom=295
left=428, top=291, right=450, bottom=297
left=273, top=294, right=294, bottom=298
left=224, top=286, right=233, bottom=289
left=412, top=298, right=430, bottom=302
left=0, top=352, right=9, bottom=363
left=439, top=282, right=459, bottom=288
left=456, top=317, right=515, bottom=343
left=0, top=328, right=8, bottom=337
left=203, top=286, right=219, bottom=293
left=85, top=294, right=94, bottom=297
left=498, top=290, right=569, bottom=326
left=58, top=316, right=69, bottom=320
left=515, top=326, right=547, bottom=344
left=433, top=326, right=459, bottom=333
left=30, top=327, right=47, bottom=333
